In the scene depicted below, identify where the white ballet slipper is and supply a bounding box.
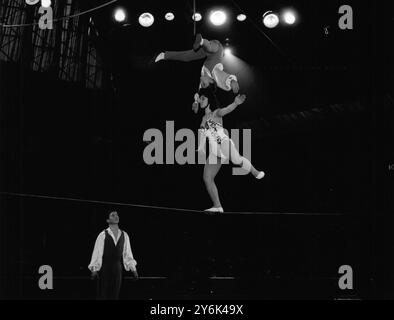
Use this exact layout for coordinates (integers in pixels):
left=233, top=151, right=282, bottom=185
left=256, top=171, right=265, bottom=179
left=205, top=207, right=224, bottom=213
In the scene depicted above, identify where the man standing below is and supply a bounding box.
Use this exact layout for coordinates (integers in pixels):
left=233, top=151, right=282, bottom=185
left=88, top=211, right=138, bottom=300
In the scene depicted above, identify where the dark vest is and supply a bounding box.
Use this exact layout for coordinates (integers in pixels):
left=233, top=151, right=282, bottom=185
left=102, top=229, right=125, bottom=267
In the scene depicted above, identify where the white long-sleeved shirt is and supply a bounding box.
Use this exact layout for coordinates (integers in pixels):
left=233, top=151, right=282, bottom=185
left=88, top=228, right=137, bottom=272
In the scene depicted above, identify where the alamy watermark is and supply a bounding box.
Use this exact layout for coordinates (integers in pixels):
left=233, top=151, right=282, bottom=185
left=338, top=265, right=353, bottom=290
left=143, top=121, right=252, bottom=176
left=26, top=0, right=53, bottom=30
left=338, top=5, right=353, bottom=30
left=38, top=265, right=53, bottom=290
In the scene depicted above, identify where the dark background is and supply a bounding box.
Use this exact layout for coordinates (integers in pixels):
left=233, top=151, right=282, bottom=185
left=0, top=0, right=392, bottom=299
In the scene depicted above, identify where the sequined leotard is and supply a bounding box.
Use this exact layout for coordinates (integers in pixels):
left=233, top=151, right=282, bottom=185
left=198, top=114, right=232, bottom=159
left=202, top=118, right=228, bottom=145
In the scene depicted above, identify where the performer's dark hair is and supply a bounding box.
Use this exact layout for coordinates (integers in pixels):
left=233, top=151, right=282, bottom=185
left=198, top=83, right=220, bottom=111
left=107, top=209, right=118, bottom=217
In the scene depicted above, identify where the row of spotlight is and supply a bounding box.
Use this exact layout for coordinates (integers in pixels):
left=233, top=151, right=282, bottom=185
left=114, top=9, right=298, bottom=29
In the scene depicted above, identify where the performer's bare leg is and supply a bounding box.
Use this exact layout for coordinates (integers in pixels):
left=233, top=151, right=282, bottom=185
left=203, top=156, right=223, bottom=210
left=220, top=139, right=265, bottom=179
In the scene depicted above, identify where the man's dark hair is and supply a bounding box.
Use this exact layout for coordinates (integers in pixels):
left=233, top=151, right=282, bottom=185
left=107, top=210, right=118, bottom=218
left=198, top=83, right=220, bottom=111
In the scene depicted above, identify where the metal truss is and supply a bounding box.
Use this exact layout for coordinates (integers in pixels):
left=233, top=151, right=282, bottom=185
left=0, top=0, right=27, bottom=61
left=0, top=0, right=104, bottom=89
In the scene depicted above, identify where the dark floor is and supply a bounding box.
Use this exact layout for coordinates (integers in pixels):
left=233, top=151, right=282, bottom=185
left=9, top=275, right=370, bottom=300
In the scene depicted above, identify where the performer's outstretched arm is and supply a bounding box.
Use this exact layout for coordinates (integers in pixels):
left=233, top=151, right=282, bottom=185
left=216, top=94, right=246, bottom=117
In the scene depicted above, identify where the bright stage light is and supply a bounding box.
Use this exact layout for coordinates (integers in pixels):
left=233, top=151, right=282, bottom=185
left=237, top=14, right=247, bottom=22
left=209, top=10, right=227, bottom=26
left=41, top=0, right=51, bottom=7
left=192, top=12, right=202, bottom=22
left=263, top=11, right=279, bottom=29
left=114, top=9, right=126, bottom=22
left=139, top=12, right=154, bottom=27
left=224, top=48, right=232, bottom=56
left=283, top=11, right=296, bottom=25
left=165, top=12, right=175, bottom=21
